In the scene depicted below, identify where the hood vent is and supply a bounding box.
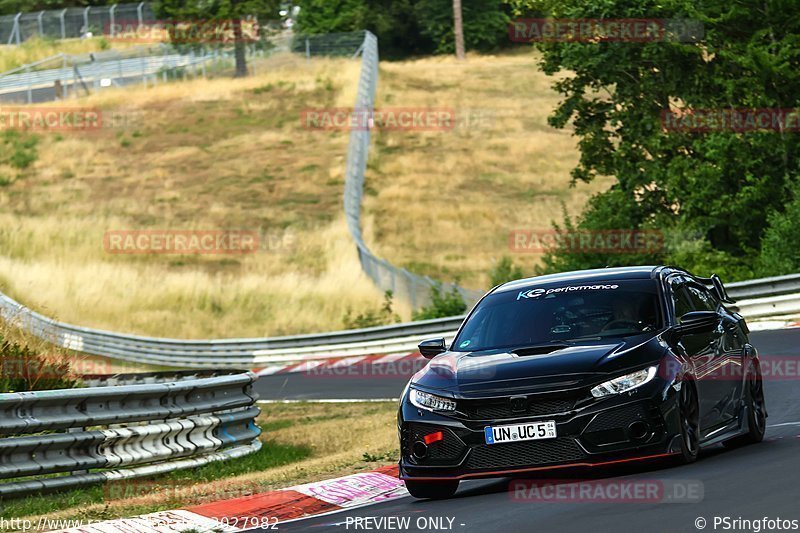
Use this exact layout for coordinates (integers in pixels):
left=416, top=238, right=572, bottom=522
left=512, top=344, right=570, bottom=357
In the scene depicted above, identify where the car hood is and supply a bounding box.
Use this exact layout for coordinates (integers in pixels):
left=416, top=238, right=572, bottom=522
left=410, top=333, right=666, bottom=398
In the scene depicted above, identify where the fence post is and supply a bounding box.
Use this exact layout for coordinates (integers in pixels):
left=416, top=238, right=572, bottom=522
left=137, top=2, right=144, bottom=26
left=305, top=38, right=310, bottom=60
left=59, top=9, right=67, bottom=40
left=83, top=6, right=90, bottom=36
left=37, top=11, right=45, bottom=37
left=11, top=13, right=21, bottom=45
left=109, top=4, right=117, bottom=37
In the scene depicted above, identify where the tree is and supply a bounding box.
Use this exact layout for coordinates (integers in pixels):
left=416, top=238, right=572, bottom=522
left=527, top=0, right=800, bottom=279
left=452, top=0, right=465, bottom=59
left=154, top=0, right=280, bottom=77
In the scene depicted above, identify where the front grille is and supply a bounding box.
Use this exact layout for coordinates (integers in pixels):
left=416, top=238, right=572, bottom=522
left=402, top=423, right=466, bottom=466
left=466, top=437, right=586, bottom=470
left=460, top=397, right=575, bottom=420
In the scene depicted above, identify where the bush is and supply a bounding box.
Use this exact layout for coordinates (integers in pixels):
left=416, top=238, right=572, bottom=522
left=412, top=283, right=467, bottom=321
left=2, top=130, right=38, bottom=170
left=0, top=334, right=80, bottom=392
left=342, top=290, right=401, bottom=329
left=757, top=188, right=800, bottom=277
left=488, top=256, right=524, bottom=287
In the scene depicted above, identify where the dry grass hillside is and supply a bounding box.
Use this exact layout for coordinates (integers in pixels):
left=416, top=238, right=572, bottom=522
left=0, top=47, right=608, bottom=338
left=363, top=50, right=612, bottom=288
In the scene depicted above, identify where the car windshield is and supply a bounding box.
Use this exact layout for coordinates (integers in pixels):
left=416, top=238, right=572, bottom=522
left=451, top=280, right=662, bottom=352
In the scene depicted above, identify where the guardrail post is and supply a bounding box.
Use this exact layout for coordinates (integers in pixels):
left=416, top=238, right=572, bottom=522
left=26, top=64, right=32, bottom=104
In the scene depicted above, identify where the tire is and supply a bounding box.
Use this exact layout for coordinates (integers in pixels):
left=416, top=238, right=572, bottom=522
left=723, top=363, right=766, bottom=448
left=676, top=380, right=700, bottom=464
left=405, top=480, right=459, bottom=499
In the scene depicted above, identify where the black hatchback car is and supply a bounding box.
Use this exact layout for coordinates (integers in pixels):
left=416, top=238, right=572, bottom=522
left=398, top=266, right=766, bottom=499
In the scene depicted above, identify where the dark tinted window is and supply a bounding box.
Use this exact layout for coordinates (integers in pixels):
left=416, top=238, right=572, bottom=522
left=686, top=285, right=718, bottom=312
left=451, top=280, right=661, bottom=352
left=669, top=277, right=693, bottom=318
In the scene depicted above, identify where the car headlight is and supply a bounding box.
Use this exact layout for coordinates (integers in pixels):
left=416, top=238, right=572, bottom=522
left=409, top=388, right=456, bottom=412
left=590, top=366, right=658, bottom=398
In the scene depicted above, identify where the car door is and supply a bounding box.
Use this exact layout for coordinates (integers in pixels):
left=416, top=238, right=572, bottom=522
left=686, top=283, right=742, bottom=426
left=668, top=277, right=726, bottom=435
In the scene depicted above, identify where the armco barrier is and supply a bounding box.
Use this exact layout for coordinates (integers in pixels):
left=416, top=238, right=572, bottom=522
left=0, top=370, right=261, bottom=499
left=0, top=274, right=799, bottom=369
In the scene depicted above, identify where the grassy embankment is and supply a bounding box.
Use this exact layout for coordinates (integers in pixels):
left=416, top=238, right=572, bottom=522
left=0, top=47, right=609, bottom=339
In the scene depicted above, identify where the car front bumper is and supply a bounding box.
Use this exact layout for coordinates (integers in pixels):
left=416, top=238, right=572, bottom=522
left=398, top=377, right=683, bottom=481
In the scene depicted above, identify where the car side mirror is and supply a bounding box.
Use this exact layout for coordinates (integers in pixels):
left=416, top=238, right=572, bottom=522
left=675, top=310, right=719, bottom=335
left=418, top=337, right=447, bottom=359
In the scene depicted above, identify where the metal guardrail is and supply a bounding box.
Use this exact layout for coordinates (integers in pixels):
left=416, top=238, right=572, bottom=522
left=1, top=275, right=799, bottom=369
left=0, top=370, right=261, bottom=499
left=342, top=31, right=483, bottom=310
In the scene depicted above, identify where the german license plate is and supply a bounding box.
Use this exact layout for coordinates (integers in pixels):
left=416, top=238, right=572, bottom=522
left=484, top=420, right=557, bottom=444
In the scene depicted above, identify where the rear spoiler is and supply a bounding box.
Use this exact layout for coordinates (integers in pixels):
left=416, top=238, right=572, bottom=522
left=697, top=273, right=736, bottom=304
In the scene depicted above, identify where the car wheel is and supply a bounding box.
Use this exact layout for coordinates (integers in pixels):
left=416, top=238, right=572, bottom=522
left=677, top=380, right=700, bottom=463
left=723, top=363, right=766, bottom=448
left=404, top=480, right=459, bottom=499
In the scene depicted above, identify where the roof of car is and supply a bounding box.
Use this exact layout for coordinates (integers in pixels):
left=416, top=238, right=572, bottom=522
left=495, top=265, right=668, bottom=294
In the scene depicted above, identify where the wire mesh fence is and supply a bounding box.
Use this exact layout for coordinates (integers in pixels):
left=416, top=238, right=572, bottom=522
left=0, top=3, right=157, bottom=44
left=343, top=31, right=483, bottom=310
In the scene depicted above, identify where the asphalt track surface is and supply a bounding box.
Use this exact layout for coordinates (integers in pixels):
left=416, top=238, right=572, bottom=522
left=252, top=328, right=800, bottom=533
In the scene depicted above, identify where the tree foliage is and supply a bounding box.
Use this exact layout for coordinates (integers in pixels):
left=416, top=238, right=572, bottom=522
left=294, top=0, right=513, bottom=58
left=527, top=0, right=800, bottom=280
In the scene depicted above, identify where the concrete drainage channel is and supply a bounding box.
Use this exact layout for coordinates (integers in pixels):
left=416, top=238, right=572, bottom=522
left=0, top=370, right=261, bottom=499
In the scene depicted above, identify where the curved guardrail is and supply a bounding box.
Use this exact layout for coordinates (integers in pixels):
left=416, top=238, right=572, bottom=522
left=1, top=274, right=799, bottom=369
left=0, top=371, right=261, bottom=499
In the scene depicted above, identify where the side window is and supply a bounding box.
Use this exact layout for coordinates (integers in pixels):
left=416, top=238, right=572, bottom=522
left=669, top=279, right=694, bottom=319
left=686, top=285, right=717, bottom=312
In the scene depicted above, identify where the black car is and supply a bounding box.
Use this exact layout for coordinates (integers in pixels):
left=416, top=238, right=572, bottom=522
left=398, top=266, right=767, bottom=499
